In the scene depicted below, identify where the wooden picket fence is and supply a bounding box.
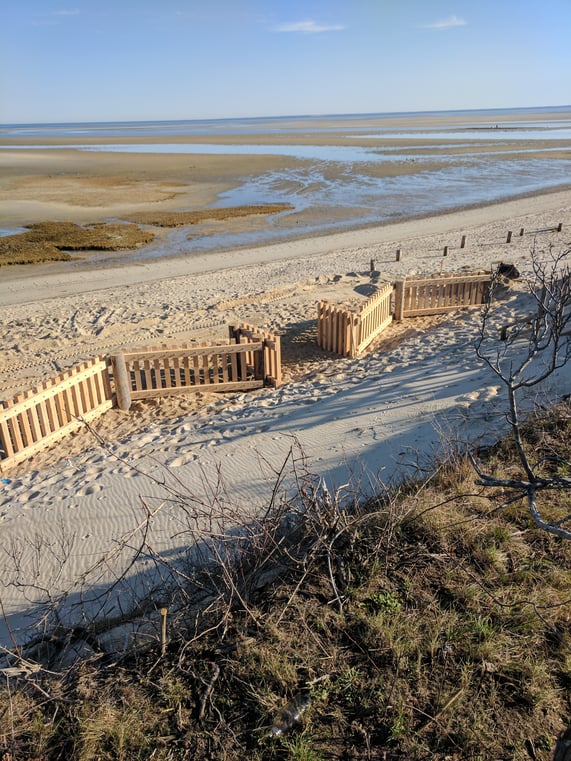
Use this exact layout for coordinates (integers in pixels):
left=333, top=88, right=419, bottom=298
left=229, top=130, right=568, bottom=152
left=110, top=324, right=281, bottom=411
left=394, top=272, right=491, bottom=320
left=318, top=282, right=393, bottom=357
left=0, top=324, right=281, bottom=470
left=230, top=322, right=282, bottom=388
left=318, top=271, right=493, bottom=357
left=0, top=357, right=113, bottom=470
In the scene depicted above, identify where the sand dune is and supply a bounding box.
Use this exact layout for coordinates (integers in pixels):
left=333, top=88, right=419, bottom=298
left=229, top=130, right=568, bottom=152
left=0, top=190, right=570, bottom=649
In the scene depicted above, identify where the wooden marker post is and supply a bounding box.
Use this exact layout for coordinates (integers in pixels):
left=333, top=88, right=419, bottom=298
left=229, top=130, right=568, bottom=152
left=520, top=228, right=525, bottom=236
left=443, top=246, right=448, bottom=257
left=460, top=235, right=466, bottom=249
left=396, top=249, right=401, bottom=262
left=506, top=231, right=512, bottom=243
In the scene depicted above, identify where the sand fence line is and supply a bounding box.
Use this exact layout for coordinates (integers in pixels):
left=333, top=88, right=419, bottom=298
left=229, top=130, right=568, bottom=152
left=387, top=221, right=564, bottom=263
left=0, top=323, right=281, bottom=472
left=318, top=271, right=493, bottom=358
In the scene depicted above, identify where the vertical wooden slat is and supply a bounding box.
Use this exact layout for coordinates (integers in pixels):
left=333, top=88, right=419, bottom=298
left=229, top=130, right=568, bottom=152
left=182, top=354, right=191, bottom=386
left=15, top=393, right=33, bottom=447
left=132, top=359, right=143, bottom=391
left=201, top=350, right=209, bottom=385
left=23, top=389, right=42, bottom=444
left=0, top=404, right=15, bottom=458
left=83, top=368, right=97, bottom=411
left=59, top=371, right=74, bottom=425
left=172, top=355, right=182, bottom=387
left=5, top=399, right=24, bottom=453
left=77, top=364, right=90, bottom=414
left=43, top=378, right=60, bottom=432
left=191, top=353, right=199, bottom=385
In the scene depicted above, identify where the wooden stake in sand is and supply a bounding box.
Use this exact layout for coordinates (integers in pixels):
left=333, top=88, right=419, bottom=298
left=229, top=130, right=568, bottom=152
left=396, top=249, right=401, bottom=262
left=111, top=353, right=132, bottom=411
left=506, top=231, right=512, bottom=243
left=460, top=235, right=466, bottom=249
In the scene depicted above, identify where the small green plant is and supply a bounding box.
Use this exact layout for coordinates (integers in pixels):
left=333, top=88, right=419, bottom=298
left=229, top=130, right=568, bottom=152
left=364, top=590, right=402, bottom=615
left=389, top=709, right=408, bottom=741
left=336, top=666, right=363, bottom=706
left=282, top=733, right=324, bottom=761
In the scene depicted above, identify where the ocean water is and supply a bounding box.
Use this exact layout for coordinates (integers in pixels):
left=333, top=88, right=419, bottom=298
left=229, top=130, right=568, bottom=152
left=1, top=107, right=570, bottom=254
left=2, top=105, right=571, bottom=138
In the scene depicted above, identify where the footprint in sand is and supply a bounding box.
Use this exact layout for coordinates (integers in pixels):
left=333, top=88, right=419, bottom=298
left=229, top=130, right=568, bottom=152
left=109, top=465, right=140, bottom=478
left=20, top=490, right=42, bottom=505
left=138, top=433, right=161, bottom=446
left=77, top=482, right=103, bottom=497
left=167, top=453, right=198, bottom=468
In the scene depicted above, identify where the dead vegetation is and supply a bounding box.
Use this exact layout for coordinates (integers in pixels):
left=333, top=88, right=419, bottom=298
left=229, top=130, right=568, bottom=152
left=124, top=203, right=293, bottom=227
left=0, top=222, right=155, bottom=266
left=0, top=204, right=293, bottom=265
left=1, top=403, right=571, bottom=760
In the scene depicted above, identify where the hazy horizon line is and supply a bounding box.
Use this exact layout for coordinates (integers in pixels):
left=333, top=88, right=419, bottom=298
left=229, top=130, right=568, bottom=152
left=2, top=103, right=571, bottom=129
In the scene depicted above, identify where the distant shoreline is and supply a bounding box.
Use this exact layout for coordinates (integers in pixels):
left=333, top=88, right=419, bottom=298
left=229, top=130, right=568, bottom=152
left=2, top=103, right=571, bottom=133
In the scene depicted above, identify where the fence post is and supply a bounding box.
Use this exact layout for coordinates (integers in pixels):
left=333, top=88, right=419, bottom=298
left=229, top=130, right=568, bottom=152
left=111, top=353, right=132, bottom=411
left=506, top=231, right=512, bottom=243
left=460, top=235, right=466, bottom=249
left=396, top=248, right=401, bottom=262
left=394, top=280, right=405, bottom=321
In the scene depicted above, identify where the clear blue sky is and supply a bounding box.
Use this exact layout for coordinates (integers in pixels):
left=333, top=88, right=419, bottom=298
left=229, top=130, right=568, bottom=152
left=1, top=0, right=570, bottom=124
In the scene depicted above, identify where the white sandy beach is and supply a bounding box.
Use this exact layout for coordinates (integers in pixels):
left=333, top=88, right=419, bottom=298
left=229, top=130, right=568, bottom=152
left=1, top=190, right=570, bottom=650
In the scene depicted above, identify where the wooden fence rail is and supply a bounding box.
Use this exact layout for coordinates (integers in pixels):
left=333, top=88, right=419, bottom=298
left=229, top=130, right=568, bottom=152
left=0, top=357, right=113, bottom=470
left=0, top=324, right=282, bottom=470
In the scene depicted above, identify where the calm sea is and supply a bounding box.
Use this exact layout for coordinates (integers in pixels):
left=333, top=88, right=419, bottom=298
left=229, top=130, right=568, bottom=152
left=1, top=107, right=570, bottom=255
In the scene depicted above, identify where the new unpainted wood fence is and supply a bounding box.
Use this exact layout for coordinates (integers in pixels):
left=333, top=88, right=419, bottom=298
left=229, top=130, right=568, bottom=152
left=318, top=271, right=492, bottom=357
left=318, top=281, right=393, bottom=357
left=0, top=323, right=281, bottom=471
left=394, top=271, right=491, bottom=320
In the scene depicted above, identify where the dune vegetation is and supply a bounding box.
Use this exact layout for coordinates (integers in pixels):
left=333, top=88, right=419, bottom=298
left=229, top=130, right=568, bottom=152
left=1, top=397, right=571, bottom=760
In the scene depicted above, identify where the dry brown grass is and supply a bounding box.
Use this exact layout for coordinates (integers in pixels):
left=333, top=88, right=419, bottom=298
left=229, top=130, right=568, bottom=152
left=1, top=403, right=571, bottom=760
